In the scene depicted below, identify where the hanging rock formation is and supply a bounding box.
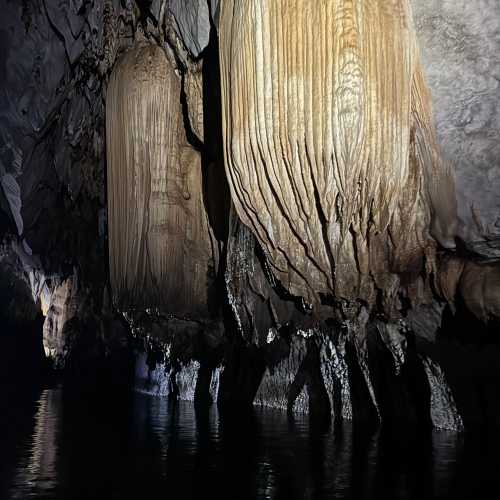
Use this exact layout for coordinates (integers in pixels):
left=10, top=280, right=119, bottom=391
left=219, top=0, right=455, bottom=315
left=106, top=43, right=219, bottom=319
left=1, top=0, right=500, bottom=430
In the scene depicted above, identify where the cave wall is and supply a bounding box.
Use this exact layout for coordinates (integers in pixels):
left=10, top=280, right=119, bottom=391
left=0, top=0, right=499, bottom=429
left=412, top=0, right=500, bottom=260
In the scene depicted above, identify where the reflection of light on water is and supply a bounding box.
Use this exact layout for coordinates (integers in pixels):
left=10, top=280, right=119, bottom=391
left=432, top=430, right=462, bottom=498
left=149, top=395, right=170, bottom=469
left=9, top=388, right=61, bottom=498
left=256, top=461, right=276, bottom=500
left=132, top=394, right=203, bottom=479
left=4, top=388, right=469, bottom=499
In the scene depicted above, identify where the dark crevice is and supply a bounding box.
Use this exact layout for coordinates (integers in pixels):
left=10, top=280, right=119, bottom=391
left=180, top=72, right=204, bottom=153
left=311, top=173, right=337, bottom=290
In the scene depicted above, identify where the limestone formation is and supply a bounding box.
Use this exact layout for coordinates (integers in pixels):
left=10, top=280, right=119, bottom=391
left=412, top=0, right=500, bottom=260
left=106, top=43, right=218, bottom=318
left=1, top=0, right=500, bottom=431
left=219, top=0, right=455, bottom=314
left=458, top=262, right=500, bottom=323
left=437, top=257, right=500, bottom=323
left=169, top=0, right=211, bottom=57
left=42, top=275, right=78, bottom=368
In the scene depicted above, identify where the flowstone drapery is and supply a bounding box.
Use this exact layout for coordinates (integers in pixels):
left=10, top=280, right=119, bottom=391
left=106, top=43, right=218, bottom=319
left=219, top=0, right=455, bottom=314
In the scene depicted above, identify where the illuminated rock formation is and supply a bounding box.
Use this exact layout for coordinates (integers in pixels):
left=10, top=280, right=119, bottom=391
left=42, top=275, right=78, bottom=368
left=106, top=43, right=219, bottom=319
left=1, top=0, right=499, bottom=430
left=219, top=0, right=455, bottom=314
left=438, top=256, right=500, bottom=323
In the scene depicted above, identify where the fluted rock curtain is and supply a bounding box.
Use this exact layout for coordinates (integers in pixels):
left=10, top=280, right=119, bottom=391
left=219, top=0, right=455, bottom=312
left=106, top=43, right=218, bottom=318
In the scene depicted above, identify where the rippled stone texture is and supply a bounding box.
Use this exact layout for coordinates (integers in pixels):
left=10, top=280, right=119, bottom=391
left=106, top=43, right=218, bottom=318
left=219, top=0, right=455, bottom=314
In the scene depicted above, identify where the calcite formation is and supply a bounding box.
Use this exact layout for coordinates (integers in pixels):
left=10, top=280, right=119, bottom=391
left=219, top=0, right=455, bottom=313
left=42, top=275, right=78, bottom=368
left=1, top=0, right=499, bottom=431
left=106, top=43, right=218, bottom=318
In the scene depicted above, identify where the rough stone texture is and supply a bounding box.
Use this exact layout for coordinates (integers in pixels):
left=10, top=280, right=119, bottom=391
left=435, top=256, right=500, bottom=323
left=254, top=335, right=308, bottom=411
left=412, top=0, right=500, bottom=260
left=458, top=261, right=500, bottom=323
left=225, top=207, right=308, bottom=346
left=134, top=355, right=201, bottom=400
left=127, top=308, right=224, bottom=401
left=0, top=0, right=212, bottom=293
left=349, top=312, right=380, bottom=420
left=377, top=321, right=407, bottom=375
left=0, top=0, right=125, bottom=351
left=175, top=361, right=200, bottom=400
left=134, top=351, right=173, bottom=396
left=42, top=274, right=79, bottom=367
left=319, top=331, right=352, bottom=421
left=169, top=0, right=211, bottom=57
left=405, top=301, right=444, bottom=343
left=209, top=366, right=222, bottom=402
left=420, top=355, right=464, bottom=431
left=184, top=65, right=204, bottom=141
left=1, top=0, right=498, bottom=431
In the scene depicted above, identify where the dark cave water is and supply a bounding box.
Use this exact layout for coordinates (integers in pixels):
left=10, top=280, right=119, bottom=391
left=1, top=387, right=498, bottom=500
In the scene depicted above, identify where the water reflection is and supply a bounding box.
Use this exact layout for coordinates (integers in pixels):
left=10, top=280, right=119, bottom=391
left=7, top=389, right=61, bottom=499
left=1, top=388, right=497, bottom=499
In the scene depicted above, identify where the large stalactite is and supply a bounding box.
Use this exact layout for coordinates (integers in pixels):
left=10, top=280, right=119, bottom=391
left=219, top=0, right=456, bottom=315
left=106, top=43, right=219, bottom=319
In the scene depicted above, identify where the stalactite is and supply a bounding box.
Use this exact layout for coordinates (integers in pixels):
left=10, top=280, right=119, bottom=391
left=420, top=355, right=464, bottom=431
left=106, top=43, right=218, bottom=319
left=42, top=274, right=78, bottom=368
left=254, top=334, right=308, bottom=412
left=320, top=332, right=353, bottom=421
left=219, top=0, right=455, bottom=314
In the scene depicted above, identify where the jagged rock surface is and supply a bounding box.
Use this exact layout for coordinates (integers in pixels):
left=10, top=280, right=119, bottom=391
left=42, top=274, right=79, bottom=367
left=128, top=310, right=224, bottom=402
left=254, top=335, right=308, bottom=412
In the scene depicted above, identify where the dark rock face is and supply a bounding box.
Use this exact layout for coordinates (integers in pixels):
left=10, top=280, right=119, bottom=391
left=1, top=1, right=499, bottom=432
left=0, top=243, right=46, bottom=384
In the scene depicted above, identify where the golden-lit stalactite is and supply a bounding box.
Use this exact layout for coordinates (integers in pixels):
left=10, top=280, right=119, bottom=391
left=106, top=43, right=218, bottom=318
left=219, top=0, right=455, bottom=314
